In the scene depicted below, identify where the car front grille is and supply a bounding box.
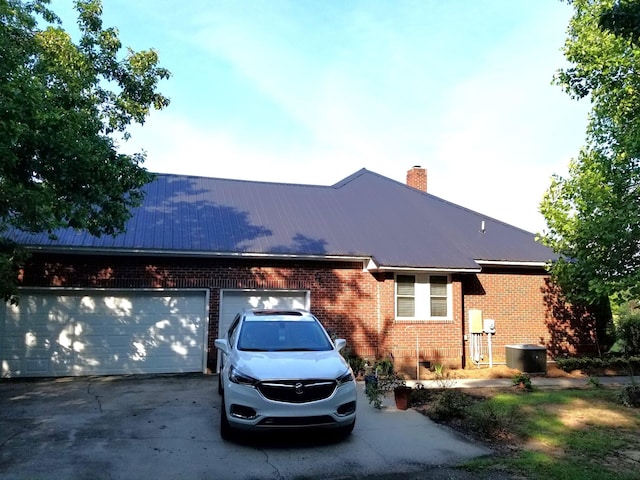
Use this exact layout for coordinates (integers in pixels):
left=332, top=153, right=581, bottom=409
left=257, top=379, right=337, bottom=403
left=257, top=415, right=336, bottom=427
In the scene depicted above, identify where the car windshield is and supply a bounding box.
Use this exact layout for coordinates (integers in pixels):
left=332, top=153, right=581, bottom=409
left=237, top=320, right=334, bottom=352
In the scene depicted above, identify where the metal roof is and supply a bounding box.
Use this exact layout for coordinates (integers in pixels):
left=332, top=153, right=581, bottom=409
left=7, top=168, right=555, bottom=270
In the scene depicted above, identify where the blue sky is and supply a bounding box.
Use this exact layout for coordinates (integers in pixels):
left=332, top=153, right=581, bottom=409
left=52, top=0, right=590, bottom=233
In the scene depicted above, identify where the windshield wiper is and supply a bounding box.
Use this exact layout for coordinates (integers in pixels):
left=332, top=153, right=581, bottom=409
left=274, top=348, right=327, bottom=352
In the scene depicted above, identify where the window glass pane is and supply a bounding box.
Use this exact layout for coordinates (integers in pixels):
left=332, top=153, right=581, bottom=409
left=397, top=297, right=415, bottom=317
left=396, top=275, right=415, bottom=295
left=396, top=275, right=415, bottom=317
left=430, top=297, right=447, bottom=317
left=429, top=276, right=448, bottom=317
left=430, top=276, right=447, bottom=296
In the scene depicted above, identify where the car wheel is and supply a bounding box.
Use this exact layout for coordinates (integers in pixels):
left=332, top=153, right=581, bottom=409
left=220, top=399, right=233, bottom=440
left=217, top=373, right=223, bottom=396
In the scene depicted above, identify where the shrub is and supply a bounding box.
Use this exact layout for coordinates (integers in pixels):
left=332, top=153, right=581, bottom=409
left=375, top=357, right=394, bottom=376
left=555, top=355, right=640, bottom=373
left=616, top=385, right=640, bottom=408
left=512, top=373, right=533, bottom=391
left=616, top=308, right=640, bottom=356
left=364, top=357, right=406, bottom=409
left=468, top=403, right=522, bottom=438
left=587, top=376, right=602, bottom=388
left=341, top=349, right=366, bottom=377
left=429, top=390, right=471, bottom=421
left=432, top=363, right=457, bottom=389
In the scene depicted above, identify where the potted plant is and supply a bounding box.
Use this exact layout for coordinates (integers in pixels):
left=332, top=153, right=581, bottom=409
left=392, top=383, right=413, bottom=410
left=365, top=359, right=412, bottom=410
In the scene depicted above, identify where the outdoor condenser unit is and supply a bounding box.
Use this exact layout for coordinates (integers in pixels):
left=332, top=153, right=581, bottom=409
left=505, top=344, right=547, bottom=374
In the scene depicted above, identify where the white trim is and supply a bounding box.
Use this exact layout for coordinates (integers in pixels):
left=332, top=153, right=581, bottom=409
left=394, top=273, right=453, bottom=321
left=373, top=266, right=481, bottom=273
left=23, top=245, right=370, bottom=264
left=475, top=260, right=548, bottom=268
left=25, top=245, right=547, bottom=270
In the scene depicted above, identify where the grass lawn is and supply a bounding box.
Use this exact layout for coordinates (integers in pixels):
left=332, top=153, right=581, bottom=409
left=415, top=387, right=640, bottom=479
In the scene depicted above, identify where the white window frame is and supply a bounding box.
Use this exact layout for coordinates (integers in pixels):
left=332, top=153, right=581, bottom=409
left=394, top=273, right=452, bottom=321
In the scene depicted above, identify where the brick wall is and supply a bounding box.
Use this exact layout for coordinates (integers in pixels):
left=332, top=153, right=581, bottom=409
left=461, top=268, right=599, bottom=366
left=18, top=254, right=598, bottom=373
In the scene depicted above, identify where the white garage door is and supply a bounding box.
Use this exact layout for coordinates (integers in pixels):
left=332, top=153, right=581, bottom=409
left=1, top=289, right=209, bottom=378
left=217, top=289, right=309, bottom=372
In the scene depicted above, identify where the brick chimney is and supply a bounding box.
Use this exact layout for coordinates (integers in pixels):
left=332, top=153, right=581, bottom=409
left=406, top=166, right=427, bottom=192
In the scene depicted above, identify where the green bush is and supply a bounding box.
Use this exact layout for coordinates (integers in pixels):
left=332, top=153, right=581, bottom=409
left=555, top=355, right=640, bottom=373
left=375, top=357, right=394, bottom=375
left=512, top=373, right=533, bottom=391
left=616, top=385, right=640, bottom=408
left=340, top=349, right=366, bottom=377
left=468, top=402, right=522, bottom=438
left=616, top=308, right=640, bottom=356
left=429, top=389, right=471, bottom=421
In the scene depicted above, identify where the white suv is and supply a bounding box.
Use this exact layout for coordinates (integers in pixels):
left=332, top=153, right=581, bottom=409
left=215, top=309, right=357, bottom=440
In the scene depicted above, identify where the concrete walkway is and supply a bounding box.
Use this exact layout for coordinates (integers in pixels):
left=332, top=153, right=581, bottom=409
left=407, top=375, right=637, bottom=389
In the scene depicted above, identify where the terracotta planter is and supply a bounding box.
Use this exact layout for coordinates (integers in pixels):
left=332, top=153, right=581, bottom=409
left=393, top=386, right=412, bottom=410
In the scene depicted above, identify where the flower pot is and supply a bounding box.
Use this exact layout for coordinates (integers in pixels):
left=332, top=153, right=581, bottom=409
left=393, top=386, right=412, bottom=410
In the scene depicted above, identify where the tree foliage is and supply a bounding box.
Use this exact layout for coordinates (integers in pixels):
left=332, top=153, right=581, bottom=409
left=540, top=0, right=640, bottom=303
left=0, top=0, right=170, bottom=301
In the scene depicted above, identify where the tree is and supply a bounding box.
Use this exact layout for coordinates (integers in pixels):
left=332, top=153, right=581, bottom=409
left=540, top=0, right=640, bottom=304
left=0, top=0, right=170, bottom=302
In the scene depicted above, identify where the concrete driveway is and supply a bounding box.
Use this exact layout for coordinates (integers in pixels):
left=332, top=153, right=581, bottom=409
left=0, top=374, right=491, bottom=480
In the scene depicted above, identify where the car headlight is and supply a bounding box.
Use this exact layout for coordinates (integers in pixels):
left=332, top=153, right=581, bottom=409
left=337, top=370, right=354, bottom=386
left=229, top=366, right=258, bottom=387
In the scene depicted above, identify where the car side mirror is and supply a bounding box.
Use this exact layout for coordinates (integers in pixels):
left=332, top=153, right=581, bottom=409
left=334, top=338, right=346, bottom=351
left=214, top=339, right=230, bottom=354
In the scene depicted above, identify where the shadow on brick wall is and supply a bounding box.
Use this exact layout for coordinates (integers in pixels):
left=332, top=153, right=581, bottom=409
left=541, top=278, right=611, bottom=358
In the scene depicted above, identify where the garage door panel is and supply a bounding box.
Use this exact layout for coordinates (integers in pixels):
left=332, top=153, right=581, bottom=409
left=217, top=290, right=309, bottom=372
left=1, top=290, right=208, bottom=378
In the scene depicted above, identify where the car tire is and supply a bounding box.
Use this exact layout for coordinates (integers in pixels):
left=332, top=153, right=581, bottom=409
left=217, top=373, right=223, bottom=396
left=220, top=399, right=233, bottom=441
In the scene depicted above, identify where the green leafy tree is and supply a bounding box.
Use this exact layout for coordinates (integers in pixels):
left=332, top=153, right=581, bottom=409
left=540, top=0, right=640, bottom=303
left=0, top=0, right=170, bottom=302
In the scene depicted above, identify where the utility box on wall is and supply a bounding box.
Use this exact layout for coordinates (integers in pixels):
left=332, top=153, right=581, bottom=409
left=505, top=344, right=547, bottom=374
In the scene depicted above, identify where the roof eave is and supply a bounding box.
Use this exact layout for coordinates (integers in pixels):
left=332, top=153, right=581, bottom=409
left=24, top=245, right=371, bottom=264
left=475, top=260, right=549, bottom=268
left=365, top=261, right=481, bottom=274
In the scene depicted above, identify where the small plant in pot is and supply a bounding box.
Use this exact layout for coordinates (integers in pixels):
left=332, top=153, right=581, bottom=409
left=365, top=358, right=412, bottom=410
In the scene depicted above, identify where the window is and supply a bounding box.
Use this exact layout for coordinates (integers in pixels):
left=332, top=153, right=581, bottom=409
left=395, top=274, right=450, bottom=320
left=396, top=275, right=415, bottom=317
left=228, top=314, right=241, bottom=346
left=430, top=275, right=448, bottom=317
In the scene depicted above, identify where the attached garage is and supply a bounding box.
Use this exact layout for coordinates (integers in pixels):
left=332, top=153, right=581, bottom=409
left=1, top=289, right=209, bottom=378
left=216, top=289, right=309, bottom=371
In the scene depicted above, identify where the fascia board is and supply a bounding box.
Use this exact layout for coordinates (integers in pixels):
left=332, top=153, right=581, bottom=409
left=23, top=245, right=371, bottom=264
left=475, top=260, right=548, bottom=268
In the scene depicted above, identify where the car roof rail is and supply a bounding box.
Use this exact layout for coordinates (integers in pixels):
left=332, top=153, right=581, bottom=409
left=249, top=309, right=305, bottom=316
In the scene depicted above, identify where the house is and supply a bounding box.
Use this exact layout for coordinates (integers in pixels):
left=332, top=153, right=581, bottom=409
left=0, top=167, right=599, bottom=378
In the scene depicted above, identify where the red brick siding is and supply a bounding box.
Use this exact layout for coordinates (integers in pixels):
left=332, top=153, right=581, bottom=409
left=461, top=268, right=598, bottom=366
left=18, top=254, right=597, bottom=373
